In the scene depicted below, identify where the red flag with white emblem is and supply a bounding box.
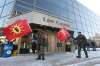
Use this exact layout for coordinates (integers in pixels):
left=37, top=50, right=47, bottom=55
left=3, top=19, right=32, bottom=42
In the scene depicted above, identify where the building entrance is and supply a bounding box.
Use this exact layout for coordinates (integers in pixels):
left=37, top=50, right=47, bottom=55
left=19, top=23, right=74, bottom=54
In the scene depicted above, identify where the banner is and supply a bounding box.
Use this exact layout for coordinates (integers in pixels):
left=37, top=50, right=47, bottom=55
left=3, top=19, right=32, bottom=41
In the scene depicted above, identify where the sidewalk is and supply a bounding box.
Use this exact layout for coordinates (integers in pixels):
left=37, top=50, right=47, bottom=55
left=0, top=49, right=100, bottom=66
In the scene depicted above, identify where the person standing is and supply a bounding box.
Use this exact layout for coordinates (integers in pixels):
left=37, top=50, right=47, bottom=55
left=0, top=39, right=3, bottom=57
left=36, top=31, right=46, bottom=60
left=75, top=32, right=88, bottom=58
left=86, top=41, right=91, bottom=51
left=32, top=35, right=38, bottom=54
left=91, top=40, right=96, bottom=51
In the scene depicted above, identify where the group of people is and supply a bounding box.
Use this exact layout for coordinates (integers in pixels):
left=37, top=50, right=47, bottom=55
left=0, top=30, right=97, bottom=59
left=32, top=31, right=97, bottom=60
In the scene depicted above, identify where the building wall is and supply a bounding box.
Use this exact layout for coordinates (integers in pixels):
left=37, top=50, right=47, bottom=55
left=90, top=34, right=100, bottom=47
left=5, top=11, right=72, bottom=30
left=0, top=0, right=100, bottom=47
left=0, top=0, right=15, bottom=27
left=5, top=11, right=71, bottom=53
left=1, top=0, right=100, bottom=39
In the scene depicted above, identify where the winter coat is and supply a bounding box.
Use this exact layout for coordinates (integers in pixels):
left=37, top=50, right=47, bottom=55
left=75, top=34, right=87, bottom=47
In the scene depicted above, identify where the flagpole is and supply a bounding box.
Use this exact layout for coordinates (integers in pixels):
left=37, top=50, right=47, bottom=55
left=17, top=38, right=21, bottom=54
left=24, top=42, right=25, bottom=48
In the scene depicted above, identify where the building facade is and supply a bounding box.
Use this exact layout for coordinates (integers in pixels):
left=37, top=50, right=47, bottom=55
left=0, top=0, right=100, bottom=52
left=0, top=0, right=100, bottom=38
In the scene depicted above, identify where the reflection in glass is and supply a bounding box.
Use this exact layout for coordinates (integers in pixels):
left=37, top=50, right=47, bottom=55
left=0, top=0, right=5, bottom=7
left=5, top=0, right=15, bottom=4
left=0, top=18, right=4, bottom=27
left=1, top=2, right=14, bottom=17
left=0, top=7, right=3, bottom=16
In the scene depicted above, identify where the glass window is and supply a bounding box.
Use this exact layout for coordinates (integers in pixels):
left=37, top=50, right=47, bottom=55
left=74, top=8, right=78, bottom=14
left=15, top=5, right=32, bottom=14
left=1, top=2, right=14, bottom=17
left=59, top=0, right=69, bottom=8
left=5, top=0, right=15, bottom=4
left=61, top=9, right=68, bottom=18
left=70, top=12, right=75, bottom=20
left=77, top=28, right=81, bottom=32
left=36, top=0, right=58, bottom=14
left=0, top=18, right=4, bottom=27
left=1, top=16, right=10, bottom=26
left=19, top=0, right=34, bottom=4
left=0, top=7, right=3, bottom=15
left=73, top=2, right=78, bottom=9
left=16, top=0, right=33, bottom=8
left=14, top=0, right=34, bottom=16
left=66, top=0, right=72, bottom=5
left=68, top=6, right=73, bottom=12
left=68, top=11, right=72, bottom=19
left=75, top=16, right=81, bottom=25
left=73, top=23, right=77, bottom=28
left=35, top=0, right=74, bottom=20
left=0, top=0, right=5, bottom=7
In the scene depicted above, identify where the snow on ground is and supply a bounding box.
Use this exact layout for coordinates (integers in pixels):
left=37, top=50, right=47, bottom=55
left=94, top=64, right=100, bottom=66
left=0, top=49, right=100, bottom=66
left=74, top=48, right=100, bottom=58
left=67, top=58, right=100, bottom=66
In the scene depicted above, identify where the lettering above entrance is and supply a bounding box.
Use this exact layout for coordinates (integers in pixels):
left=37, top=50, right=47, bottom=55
left=42, top=17, right=71, bottom=29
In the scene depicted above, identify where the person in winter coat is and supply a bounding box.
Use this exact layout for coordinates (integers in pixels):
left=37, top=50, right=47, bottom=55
left=75, top=32, right=88, bottom=58
left=36, top=31, right=47, bottom=60
left=32, top=35, right=38, bottom=54
left=91, top=40, right=96, bottom=51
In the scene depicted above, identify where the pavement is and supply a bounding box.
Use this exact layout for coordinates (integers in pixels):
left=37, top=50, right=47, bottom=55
left=0, top=49, right=100, bottom=66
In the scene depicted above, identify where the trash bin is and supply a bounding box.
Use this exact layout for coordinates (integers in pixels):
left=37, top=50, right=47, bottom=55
left=2, top=43, right=13, bottom=58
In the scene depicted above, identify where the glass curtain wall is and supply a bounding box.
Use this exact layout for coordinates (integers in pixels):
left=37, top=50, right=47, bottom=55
left=0, top=0, right=15, bottom=27
left=0, top=0, right=100, bottom=39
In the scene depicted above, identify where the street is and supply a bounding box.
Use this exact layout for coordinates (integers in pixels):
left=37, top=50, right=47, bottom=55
left=0, top=49, right=100, bottom=66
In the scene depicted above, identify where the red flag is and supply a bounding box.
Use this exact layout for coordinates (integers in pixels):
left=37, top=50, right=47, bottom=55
left=3, top=19, right=32, bottom=41
left=56, top=28, right=70, bottom=42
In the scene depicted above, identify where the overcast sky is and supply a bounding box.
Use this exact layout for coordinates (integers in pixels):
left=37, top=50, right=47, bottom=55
left=77, top=0, right=100, bottom=16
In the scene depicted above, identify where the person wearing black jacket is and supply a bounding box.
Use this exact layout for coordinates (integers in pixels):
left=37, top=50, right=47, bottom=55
left=32, top=35, right=38, bottom=54
left=91, top=40, right=96, bottom=51
left=75, top=32, right=88, bottom=58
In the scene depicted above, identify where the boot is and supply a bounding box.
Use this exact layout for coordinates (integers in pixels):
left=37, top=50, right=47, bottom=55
left=36, top=55, right=41, bottom=60
left=86, top=55, right=88, bottom=58
left=42, top=58, right=45, bottom=60
left=76, top=56, right=81, bottom=58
